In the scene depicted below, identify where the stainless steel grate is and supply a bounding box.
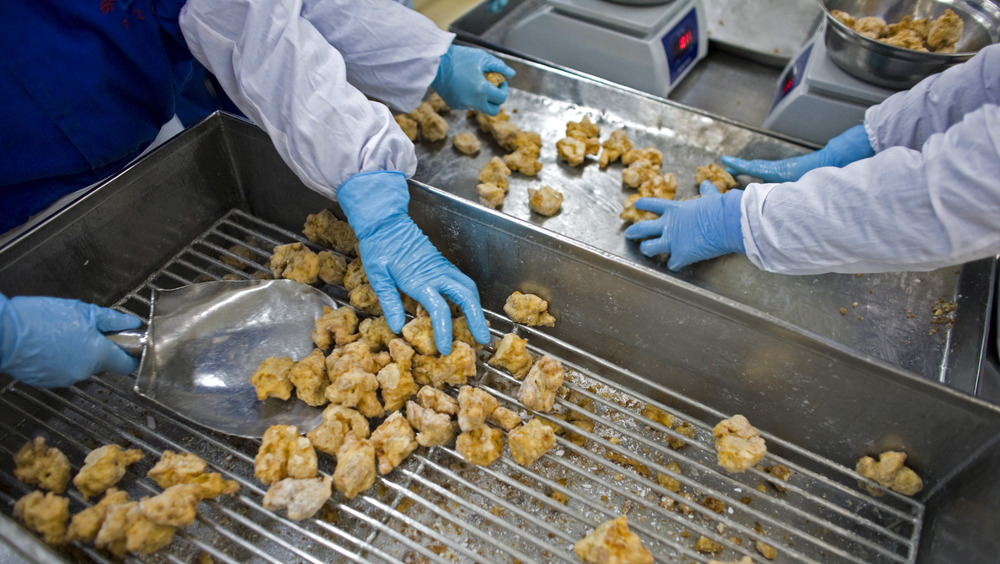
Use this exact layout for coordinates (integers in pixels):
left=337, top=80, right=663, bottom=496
left=0, top=209, right=924, bottom=563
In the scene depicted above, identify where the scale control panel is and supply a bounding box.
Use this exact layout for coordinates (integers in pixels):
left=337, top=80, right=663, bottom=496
left=662, top=8, right=700, bottom=83
left=770, top=42, right=812, bottom=112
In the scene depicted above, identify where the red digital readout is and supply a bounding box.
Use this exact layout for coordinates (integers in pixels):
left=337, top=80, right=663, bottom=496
left=782, top=75, right=796, bottom=95
left=677, top=30, right=693, bottom=51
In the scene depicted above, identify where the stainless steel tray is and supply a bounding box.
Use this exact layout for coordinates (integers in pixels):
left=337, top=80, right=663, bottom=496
left=408, top=52, right=996, bottom=397
left=0, top=113, right=999, bottom=563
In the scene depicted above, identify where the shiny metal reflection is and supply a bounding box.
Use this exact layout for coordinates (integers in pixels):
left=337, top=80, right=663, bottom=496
left=134, top=279, right=335, bottom=438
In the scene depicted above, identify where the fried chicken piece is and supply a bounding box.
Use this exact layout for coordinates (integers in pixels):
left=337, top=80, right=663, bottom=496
left=14, top=437, right=71, bottom=494
left=147, top=451, right=239, bottom=499
left=306, top=404, right=370, bottom=456
left=637, top=173, right=677, bottom=199
left=504, top=142, right=543, bottom=176
left=303, top=209, right=358, bottom=256
left=394, top=113, right=419, bottom=141
left=410, top=101, right=449, bottom=142
left=508, top=418, right=557, bottom=466
left=882, top=28, right=928, bottom=51
left=263, top=476, right=333, bottom=520
left=488, top=406, right=522, bottom=431
left=478, top=156, right=512, bottom=192
left=928, top=9, right=963, bottom=52
left=452, top=316, right=485, bottom=351
left=488, top=333, right=534, bottom=379
left=417, top=385, right=459, bottom=415
left=220, top=244, right=257, bottom=270
left=504, top=291, right=556, bottom=327
left=269, top=242, right=320, bottom=284
left=343, top=258, right=368, bottom=291
left=255, top=425, right=318, bottom=485
left=250, top=356, right=296, bottom=401
left=327, top=340, right=379, bottom=378
left=406, top=400, right=459, bottom=447
left=477, top=182, right=507, bottom=209
left=557, top=135, right=588, bottom=167
left=427, top=92, right=451, bottom=114
left=289, top=348, right=330, bottom=407
left=333, top=432, right=376, bottom=499
left=566, top=115, right=601, bottom=155
left=528, top=185, right=564, bottom=216
left=140, top=484, right=201, bottom=527
left=830, top=9, right=854, bottom=28
left=473, top=107, right=510, bottom=134
left=73, top=444, right=144, bottom=500
left=412, top=341, right=477, bottom=388
left=484, top=71, right=506, bottom=86
left=621, top=158, right=661, bottom=190
left=856, top=451, right=923, bottom=496
left=401, top=315, right=438, bottom=356
left=574, top=515, right=653, bottom=564
left=620, top=194, right=659, bottom=224
left=518, top=355, right=565, bottom=412
left=376, top=362, right=417, bottom=412
left=456, top=424, right=504, bottom=466
left=695, top=163, right=737, bottom=193
left=67, top=488, right=130, bottom=543
left=599, top=129, right=634, bottom=168
left=316, top=251, right=350, bottom=291
left=490, top=120, right=523, bottom=151
left=713, top=414, right=767, bottom=473
left=96, top=501, right=176, bottom=557
left=854, top=16, right=887, bottom=39
left=622, top=146, right=662, bottom=167
left=349, top=283, right=382, bottom=316
left=312, top=306, right=361, bottom=351
left=324, top=367, right=382, bottom=418
left=358, top=315, right=396, bottom=352
left=388, top=338, right=416, bottom=373
left=371, top=412, right=419, bottom=475
left=457, top=386, right=500, bottom=432
left=453, top=132, right=481, bottom=155
left=14, top=490, right=69, bottom=545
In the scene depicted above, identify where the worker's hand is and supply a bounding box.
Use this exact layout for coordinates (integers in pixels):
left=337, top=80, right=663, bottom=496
left=336, top=171, right=491, bottom=354
left=624, top=181, right=746, bottom=271
left=488, top=0, right=509, bottom=12
left=0, top=295, right=141, bottom=388
left=431, top=44, right=515, bottom=116
left=721, top=124, right=875, bottom=183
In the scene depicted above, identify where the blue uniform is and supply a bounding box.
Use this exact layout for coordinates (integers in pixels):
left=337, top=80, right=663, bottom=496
left=0, top=0, right=192, bottom=232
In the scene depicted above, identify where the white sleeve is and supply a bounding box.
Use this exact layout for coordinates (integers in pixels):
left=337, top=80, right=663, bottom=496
left=865, top=43, right=1000, bottom=152
left=300, top=0, right=454, bottom=112
left=742, top=103, right=1000, bottom=275
left=178, top=0, right=417, bottom=199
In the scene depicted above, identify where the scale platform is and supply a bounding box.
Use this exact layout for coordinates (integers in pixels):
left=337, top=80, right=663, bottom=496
left=764, top=25, right=899, bottom=145
left=501, top=0, right=707, bottom=98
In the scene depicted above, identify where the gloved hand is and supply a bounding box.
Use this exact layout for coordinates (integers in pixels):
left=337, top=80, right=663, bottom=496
left=488, top=0, right=509, bottom=13
left=721, top=124, right=875, bottom=183
left=431, top=44, right=515, bottom=116
left=336, top=171, right=491, bottom=355
left=624, top=181, right=746, bottom=271
left=0, top=294, right=141, bottom=388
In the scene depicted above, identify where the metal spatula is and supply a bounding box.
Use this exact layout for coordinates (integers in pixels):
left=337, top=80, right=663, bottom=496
left=111, top=280, right=334, bottom=438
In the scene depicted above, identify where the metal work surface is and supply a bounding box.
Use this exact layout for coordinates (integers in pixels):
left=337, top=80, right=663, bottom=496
left=0, top=209, right=927, bottom=563
left=2, top=114, right=1000, bottom=562
left=704, top=0, right=824, bottom=66
left=408, top=53, right=996, bottom=394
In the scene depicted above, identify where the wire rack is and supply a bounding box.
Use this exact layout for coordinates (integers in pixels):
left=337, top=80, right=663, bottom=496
left=0, top=209, right=925, bottom=563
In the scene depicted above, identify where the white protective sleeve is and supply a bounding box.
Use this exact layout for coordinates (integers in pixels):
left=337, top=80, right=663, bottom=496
left=740, top=43, right=1000, bottom=275
left=865, top=43, right=1000, bottom=152
left=178, top=0, right=451, bottom=198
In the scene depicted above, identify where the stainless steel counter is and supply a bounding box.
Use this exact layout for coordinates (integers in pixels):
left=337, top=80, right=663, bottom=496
left=408, top=52, right=996, bottom=397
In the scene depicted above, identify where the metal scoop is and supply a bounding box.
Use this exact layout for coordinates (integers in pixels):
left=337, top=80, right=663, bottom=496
left=111, top=280, right=334, bottom=438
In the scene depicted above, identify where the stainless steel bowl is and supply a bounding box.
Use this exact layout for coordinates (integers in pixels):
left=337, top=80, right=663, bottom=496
left=820, top=0, right=1000, bottom=89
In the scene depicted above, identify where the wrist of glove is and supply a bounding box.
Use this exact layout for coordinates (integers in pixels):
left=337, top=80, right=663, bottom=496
left=721, top=124, right=875, bottom=183
left=337, top=171, right=490, bottom=354
left=0, top=294, right=141, bottom=388
left=431, top=44, right=516, bottom=116
left=623, top=181, right=746, bottom=271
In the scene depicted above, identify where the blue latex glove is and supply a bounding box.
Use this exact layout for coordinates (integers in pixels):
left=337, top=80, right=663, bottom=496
left=488, top=0, right=509, bottom=13
left=0, top=294, right=141, bottom=388
left=721, top=124, right=875, bottom=183
left=431, top=44, right=515, bottom=116
left=624, top=181, right=746, bottom=271
left=337, top=171, right=491, bottom=354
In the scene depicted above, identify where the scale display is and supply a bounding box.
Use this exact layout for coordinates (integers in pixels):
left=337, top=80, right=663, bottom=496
left=662, top=8, right=700, bottom=83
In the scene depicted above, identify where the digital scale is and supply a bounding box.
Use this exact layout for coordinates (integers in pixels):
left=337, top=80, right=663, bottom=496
left=764, top=23, right=900, bottom=145
left=501, top=0, right=707, bottom=98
